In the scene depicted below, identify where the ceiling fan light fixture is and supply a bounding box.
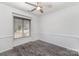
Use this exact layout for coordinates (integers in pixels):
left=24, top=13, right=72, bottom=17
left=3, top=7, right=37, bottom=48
left=36, top=6, right=41, bottom=10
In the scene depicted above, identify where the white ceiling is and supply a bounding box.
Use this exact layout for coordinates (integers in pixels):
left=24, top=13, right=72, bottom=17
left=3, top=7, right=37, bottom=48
left=1, top=2, right=79, bottom=15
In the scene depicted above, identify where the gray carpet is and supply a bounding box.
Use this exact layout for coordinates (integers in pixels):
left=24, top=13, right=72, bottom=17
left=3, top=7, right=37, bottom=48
left=0, top=40, right=79, bottom=56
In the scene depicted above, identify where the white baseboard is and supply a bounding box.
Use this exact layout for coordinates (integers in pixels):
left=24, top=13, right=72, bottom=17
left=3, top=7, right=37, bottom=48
left=40, top=33, right=79, bottom=53
left=0, top=48, right=13, bottom=53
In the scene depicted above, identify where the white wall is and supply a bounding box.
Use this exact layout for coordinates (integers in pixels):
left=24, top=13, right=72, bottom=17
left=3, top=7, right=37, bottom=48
left=0, top=4, right=39, bottom=53
left=40, top=5, right=79, bottom=52
left=1, top=2, right=79, bottom=53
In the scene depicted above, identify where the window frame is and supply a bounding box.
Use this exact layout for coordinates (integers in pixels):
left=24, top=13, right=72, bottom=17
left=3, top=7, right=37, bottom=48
left=13, top=16, right=31, bottom=39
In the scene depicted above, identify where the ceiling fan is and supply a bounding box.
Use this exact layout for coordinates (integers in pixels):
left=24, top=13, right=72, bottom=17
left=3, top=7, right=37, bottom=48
left=25, top=2, right=44, bottom=13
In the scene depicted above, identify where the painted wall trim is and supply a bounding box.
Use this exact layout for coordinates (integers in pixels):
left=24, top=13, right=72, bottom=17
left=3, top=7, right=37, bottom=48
left=0, top=35, right=13, bottom=39
left=40, top=33, right=79, bottom=39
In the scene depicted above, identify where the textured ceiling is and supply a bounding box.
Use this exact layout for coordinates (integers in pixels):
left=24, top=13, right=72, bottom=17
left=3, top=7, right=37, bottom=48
left=1, top=2, right=79, bottom=15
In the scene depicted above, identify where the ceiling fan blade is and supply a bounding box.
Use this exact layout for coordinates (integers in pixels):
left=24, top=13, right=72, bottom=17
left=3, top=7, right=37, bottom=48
left=25, top=2, right=37, bottom=7
left=31, top=8, right=36, bottom=12
left=37, top=2, right=39, bottom=6
left=40, top=9, right=43, bottom=13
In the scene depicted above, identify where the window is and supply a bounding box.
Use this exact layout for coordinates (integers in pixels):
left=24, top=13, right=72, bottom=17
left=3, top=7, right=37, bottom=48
left=14, top=16, right=31, bottom=38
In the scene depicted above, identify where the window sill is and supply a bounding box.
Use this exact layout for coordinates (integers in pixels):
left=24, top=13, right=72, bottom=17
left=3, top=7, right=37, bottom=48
left=13, top=36, right=31, bottom=40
